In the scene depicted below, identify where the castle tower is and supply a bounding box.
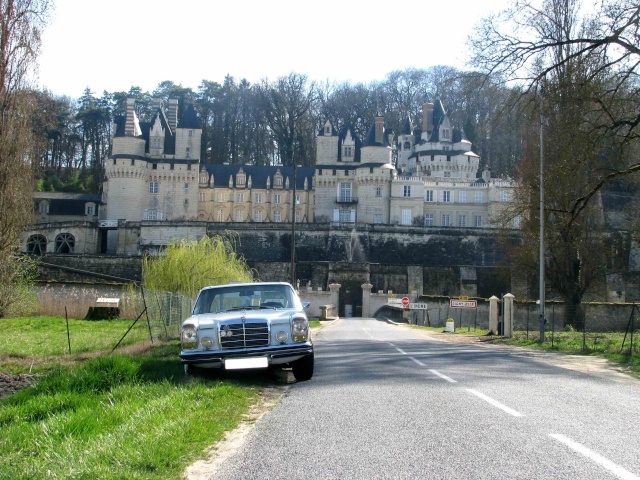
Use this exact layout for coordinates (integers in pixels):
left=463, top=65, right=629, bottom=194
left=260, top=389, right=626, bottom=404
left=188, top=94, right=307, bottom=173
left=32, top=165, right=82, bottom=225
left=316, top=120, right=339, bottom=164
left=397, top=116, right=415, bottom=174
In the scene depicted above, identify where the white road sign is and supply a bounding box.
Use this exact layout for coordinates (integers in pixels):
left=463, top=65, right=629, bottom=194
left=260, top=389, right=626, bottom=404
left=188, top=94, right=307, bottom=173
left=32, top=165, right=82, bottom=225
left=409, top=303, right=428, bottom=310
left=450, top=299, right=477, bottom=308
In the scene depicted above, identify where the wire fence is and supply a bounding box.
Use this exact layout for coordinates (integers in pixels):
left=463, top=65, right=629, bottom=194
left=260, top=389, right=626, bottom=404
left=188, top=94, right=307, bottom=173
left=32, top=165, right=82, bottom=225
left=137, top=289, right=194, bottom=341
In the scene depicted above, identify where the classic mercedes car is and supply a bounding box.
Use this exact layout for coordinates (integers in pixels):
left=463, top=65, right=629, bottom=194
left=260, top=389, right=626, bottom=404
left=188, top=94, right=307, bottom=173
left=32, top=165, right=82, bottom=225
left=179, top=282, right=314, bottom=381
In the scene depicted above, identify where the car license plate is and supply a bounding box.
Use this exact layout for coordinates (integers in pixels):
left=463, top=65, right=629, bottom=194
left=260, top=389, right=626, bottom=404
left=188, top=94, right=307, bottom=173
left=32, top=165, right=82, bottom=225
left=225, top=357, right=269, bottom=370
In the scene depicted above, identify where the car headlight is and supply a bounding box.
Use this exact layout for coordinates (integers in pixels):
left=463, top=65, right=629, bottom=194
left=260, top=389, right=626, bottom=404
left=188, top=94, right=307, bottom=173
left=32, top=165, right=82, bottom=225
left=276, top=330, right=289, bottom=344
left=201, top=336, right=213, bottom=349
left=181, top=325, right=198, bottom=349
left=291, top=317, right=308, bottom=342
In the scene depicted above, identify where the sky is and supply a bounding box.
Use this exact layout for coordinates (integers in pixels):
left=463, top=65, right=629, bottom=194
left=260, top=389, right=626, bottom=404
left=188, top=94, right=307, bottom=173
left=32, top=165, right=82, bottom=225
left=37, top=0, right=510, bottom=99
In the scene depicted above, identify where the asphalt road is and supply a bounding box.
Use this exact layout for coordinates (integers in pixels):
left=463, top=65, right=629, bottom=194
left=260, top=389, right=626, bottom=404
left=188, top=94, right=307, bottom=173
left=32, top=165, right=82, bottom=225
left=192, top=318, right=640, bottom=480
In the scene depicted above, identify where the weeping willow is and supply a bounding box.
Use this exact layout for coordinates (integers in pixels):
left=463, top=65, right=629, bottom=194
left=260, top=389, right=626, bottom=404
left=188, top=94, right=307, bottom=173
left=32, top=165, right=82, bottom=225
left=142, top=235, right=255, bottom=298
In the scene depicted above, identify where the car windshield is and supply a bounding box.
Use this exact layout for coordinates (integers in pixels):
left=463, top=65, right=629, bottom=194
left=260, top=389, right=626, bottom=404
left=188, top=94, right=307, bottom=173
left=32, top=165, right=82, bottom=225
left=192, top=284, right=295, bottom=314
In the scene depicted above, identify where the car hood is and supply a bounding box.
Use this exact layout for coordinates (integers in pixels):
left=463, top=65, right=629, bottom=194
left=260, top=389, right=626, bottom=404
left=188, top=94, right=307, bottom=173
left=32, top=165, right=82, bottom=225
left=183, top=309, right=298, bottom=328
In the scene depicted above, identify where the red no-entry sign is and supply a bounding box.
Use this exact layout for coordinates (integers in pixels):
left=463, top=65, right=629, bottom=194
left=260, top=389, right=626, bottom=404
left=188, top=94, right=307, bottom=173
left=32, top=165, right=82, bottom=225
left=401, top=297, right=410, bottom=307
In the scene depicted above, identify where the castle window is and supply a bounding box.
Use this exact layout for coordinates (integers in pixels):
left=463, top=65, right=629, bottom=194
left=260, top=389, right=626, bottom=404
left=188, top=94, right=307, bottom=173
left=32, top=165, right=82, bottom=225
left=131, top=159, right=135, bottom=166
left=217, top=192, right=225, bottom=202
left=38, top=201, right=49, bottom=214
left=149, top=181, right=159, bottom=194
left=457, top=214, right=467, bottom=227
left=475, top=191, right=483, bottom=203
left=184, top=183, right=189, bottom=189
left=274, top=194, right=281, bottom=204
left=170, top=164, right=175, bottom=170
left=425, top=190, right=434, bottom=202
left=27, top=234, right=47, bottom=255
left=235, top=209, right=243, bottom=222
left=186, top=148, right=190, bottom=158
left=152, top=163, right=158, bottom=169
left=344, top=170, right=349, bottom=176
left=442, top=191, right=451, bottom=202
left=56, top=233, right=76, bottom=253
left=474, top=215, right=483, bottom=227
left=217, top=210, right=224, bottom=221
left=237, top=176, right=245, bottom=186
left=424, top=214, right=434, bottom=227
left=274, top=210, right=281, bottom=222
left=333, top=170, right=336, bottom=176
left=184, top=199, right=189, bottom=207
left=403, top=141, right=411, bottom=150
left=374, top=208, right=383, bottom=224
left=441, top=214, right=451, bottom=226
left=500, top=191, right=509, bottom=202
left=459, top=191, right=467, bottom=203
left=295, top=210, right=300, bottom=223
left=275, top=176, right=283, bottom=186
left=189, top=130, right=193, bottom=137
left=401, top=209, right=412, bottom=225
left=296, top=194, right=301, bottom=205
left=444, top=171, right=451, bottom=177
left=85, top=203, right=96, bottom=216
left=199, top=192, right=205, bottom=202
left=188, top=164, right=192, bottom=170
left=255, top=193, right=263, bottom=204
left=376, top=187, right=382, bottom=197
left=325, top=126, right=331, bottom=135
left=344, top=146, right=353, bottom=157
left=403, top=186, right=412, bottom=198
left=370, top=168, right=374, bottom=173
left=236, top=193, right=244, bottom=203
left=254, top=210, right=262, bottom=222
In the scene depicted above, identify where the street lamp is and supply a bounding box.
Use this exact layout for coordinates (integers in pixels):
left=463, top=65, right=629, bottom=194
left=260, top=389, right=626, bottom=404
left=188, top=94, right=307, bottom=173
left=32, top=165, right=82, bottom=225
left=290, top=161, right=297, bottom=287
left=539, top=87, right=546, bottom=343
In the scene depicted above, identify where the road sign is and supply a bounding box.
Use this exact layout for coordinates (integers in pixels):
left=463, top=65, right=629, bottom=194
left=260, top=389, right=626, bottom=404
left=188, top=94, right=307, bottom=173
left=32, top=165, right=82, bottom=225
left=401, top=297, right=410, bottom=307
left=450, top=299, right=477, bottom=308
left=388, top=298, right=403, bottom=306
left=409, top=303, right=428, bottom=310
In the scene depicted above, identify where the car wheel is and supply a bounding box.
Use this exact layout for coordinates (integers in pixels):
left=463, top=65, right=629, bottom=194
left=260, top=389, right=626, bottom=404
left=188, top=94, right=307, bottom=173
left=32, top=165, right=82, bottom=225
left=291, top=353, right=314, bottom=381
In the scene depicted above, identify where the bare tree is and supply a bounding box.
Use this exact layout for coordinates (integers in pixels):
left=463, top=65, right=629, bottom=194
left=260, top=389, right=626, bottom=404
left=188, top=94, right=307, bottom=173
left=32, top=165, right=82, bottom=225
left=0, top=0, right=51, bottom=316
left=257, top=73, right=317, bottom=166
left=470, top=0, right=640, bottom=224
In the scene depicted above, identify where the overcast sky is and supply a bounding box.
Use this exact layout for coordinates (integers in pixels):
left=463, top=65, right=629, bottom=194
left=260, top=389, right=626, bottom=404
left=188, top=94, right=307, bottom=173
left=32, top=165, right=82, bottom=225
left=37, top=0, right=510, bottom=99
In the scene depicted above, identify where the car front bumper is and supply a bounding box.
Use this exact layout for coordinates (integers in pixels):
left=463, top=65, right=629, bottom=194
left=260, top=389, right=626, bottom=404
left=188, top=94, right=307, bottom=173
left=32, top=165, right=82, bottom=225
left=179, top=342, right=314, bottom=368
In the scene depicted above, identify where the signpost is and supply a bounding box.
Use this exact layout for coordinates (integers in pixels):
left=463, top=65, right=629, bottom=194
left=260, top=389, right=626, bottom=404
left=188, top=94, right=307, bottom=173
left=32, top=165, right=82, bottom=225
left=450, top=299, right=477, bottom=309
left=401, top=297, right=410, bottom=307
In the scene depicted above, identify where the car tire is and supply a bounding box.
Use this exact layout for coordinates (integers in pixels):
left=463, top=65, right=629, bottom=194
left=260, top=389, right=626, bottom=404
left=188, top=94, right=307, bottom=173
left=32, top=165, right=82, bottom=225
left=291, top=353, right=314, bottom=381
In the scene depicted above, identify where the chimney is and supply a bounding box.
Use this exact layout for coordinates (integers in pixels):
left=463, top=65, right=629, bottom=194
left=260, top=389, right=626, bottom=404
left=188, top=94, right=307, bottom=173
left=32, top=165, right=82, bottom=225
left=375, top=116, right=384, bottom=144
left=167, top=98, right=178, bottom=132
left=422, top=103, right=434, bottom=134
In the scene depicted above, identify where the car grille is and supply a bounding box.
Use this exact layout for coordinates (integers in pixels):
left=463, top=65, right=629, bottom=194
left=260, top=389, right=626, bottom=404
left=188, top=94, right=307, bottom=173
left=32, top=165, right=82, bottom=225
left=219, top=321, right=270, bottom=349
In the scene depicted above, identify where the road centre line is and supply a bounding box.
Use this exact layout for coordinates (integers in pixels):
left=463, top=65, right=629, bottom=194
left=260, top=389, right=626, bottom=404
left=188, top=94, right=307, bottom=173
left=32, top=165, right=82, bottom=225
left=549, top=434, right=640, bottom=480
left=465, top=389, right=524, bottom=417
left=428, top=369, right=458, bottom=383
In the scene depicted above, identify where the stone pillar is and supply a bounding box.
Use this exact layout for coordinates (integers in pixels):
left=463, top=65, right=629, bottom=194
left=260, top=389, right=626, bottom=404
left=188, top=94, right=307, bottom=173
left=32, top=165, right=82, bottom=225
left=361, top=283, right=373, bottom=318
left=503, top=293, right=515, bottom=338
left=489, top=296, right=499, bottom=335
left=329, top=283, right=341, bottom=317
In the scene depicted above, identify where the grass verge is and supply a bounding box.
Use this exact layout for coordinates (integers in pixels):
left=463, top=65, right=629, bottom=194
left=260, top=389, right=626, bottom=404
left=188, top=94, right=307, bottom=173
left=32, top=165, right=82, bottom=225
left=0, top=317, right=274, bottom=480
left=410, top=324, right=640, bottom=376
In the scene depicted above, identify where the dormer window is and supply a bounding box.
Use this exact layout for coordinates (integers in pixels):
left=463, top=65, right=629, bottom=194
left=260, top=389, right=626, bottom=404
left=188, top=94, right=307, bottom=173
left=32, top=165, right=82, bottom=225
left=237, top=174, right=245, bottom=186
left=274, top=176, right=283, bottom=187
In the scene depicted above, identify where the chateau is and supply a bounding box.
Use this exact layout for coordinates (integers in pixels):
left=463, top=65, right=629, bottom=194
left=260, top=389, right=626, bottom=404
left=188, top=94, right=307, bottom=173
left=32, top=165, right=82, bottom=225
left=23, top=97, right=518, bottom=256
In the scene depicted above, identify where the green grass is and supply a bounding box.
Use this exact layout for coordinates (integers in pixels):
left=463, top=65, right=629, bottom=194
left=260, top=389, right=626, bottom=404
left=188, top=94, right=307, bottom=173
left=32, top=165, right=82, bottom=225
left=0, top=316, right=273, bottom=479
left=0, top=316, right=150, bottom=356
